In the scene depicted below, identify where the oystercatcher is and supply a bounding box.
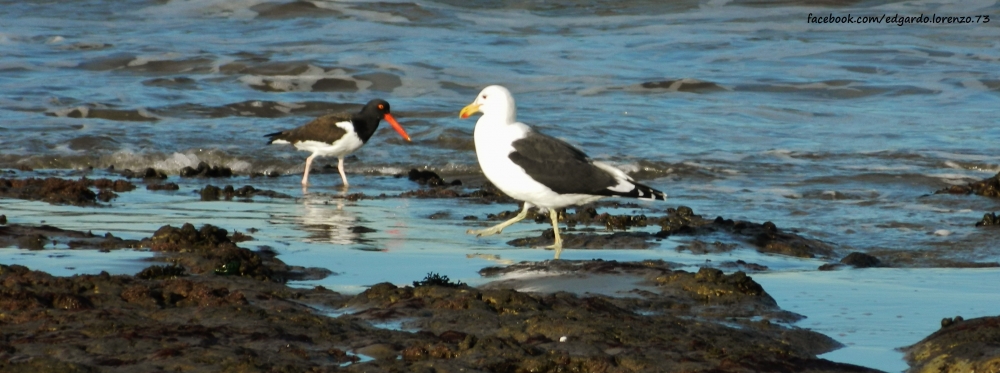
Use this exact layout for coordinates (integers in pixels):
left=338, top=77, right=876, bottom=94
left=266, top=99, right=410, bottom=187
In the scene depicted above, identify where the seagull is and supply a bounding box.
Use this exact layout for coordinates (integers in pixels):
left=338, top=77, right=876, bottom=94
left=265, top=99, right=411, bottom=188
left=459, top=85, right=667, bottom=259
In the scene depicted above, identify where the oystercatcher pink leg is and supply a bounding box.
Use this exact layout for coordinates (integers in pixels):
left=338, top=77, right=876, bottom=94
left=337, top=157, right=349, bottom=187
left=302, top=154, right=317, bottom=186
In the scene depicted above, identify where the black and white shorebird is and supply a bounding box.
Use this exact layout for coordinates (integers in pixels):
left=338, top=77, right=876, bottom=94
left=459, top=85, right=667, bottom=259
left=265, top=99, right=411, bottom=187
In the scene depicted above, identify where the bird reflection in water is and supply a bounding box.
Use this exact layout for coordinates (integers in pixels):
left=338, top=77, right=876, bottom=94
left=294, top=193, right=379, bottom=250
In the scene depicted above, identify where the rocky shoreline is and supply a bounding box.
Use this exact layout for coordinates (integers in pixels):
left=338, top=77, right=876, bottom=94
left=2, top=171, right=999, bottom=372
left=0, top=220, right=871, bottom=373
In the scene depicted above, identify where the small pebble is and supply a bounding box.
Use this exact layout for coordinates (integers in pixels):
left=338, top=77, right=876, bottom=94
left=559, top=336, right=567, bottom=342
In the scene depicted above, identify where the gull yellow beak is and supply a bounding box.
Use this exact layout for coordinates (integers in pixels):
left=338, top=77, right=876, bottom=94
left=459, top=103, right=481, bottom=119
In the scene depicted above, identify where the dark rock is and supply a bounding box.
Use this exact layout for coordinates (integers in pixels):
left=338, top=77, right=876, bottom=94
left=349, top=226, right=376, bottom=233
left=718, top=259, right=769, bottom=272
left=905, top=316, right=1000, bottom=373
left=407, top=169, right=448, bottom=187
left=976, top=212, right=999, bottom=227
left=136, top=264, right=187, bottom=280
left=428, top=211, right=450, bottom=219
left=230, top=231, right=254, bottom=242
left=0, top=177, right=134, bottom=206
left=462, top=181, right=516, bottom=203
left=507, top=230, right=656, bottom=250
left=146, top=182, right=180, bottom=191
left=940, top=315, right=964, bottom=328
left=935, top=172, right=1000, bottom=198
left=250, top=1, right=340, bottom=19
left=141, top=167, right=168, bottom=179
left=0, top=223, right=140, bottom=252
left=676, top=240, right=738, bottom=254
left=17, top=234, right=47, bottom=250
left=180, top=162, right=233, bottom=178
left=478, top=205, right=835, bottom=259
left=636, top=78, right=727, bottom=93
left=140, top=223, right=311, bottom=283
left=840, top=252, right=882, bottom=268
left=199, top=185, right=222, bottom=201
left=198, top=184, right=291, bottom=201
left=400, top=188, right=460, bottom=199
left=818, top=263, right=844, bottom=271
left=95, top=189, right=117, bottom=202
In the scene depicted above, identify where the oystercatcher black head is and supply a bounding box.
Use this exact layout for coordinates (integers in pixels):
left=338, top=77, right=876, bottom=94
left=354, top=99, right=410, bottom=143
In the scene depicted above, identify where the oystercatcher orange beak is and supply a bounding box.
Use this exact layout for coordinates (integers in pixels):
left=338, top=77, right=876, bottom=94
left=383, top=113, right=411, bottom=142
left=459, top=103, right=481, bottom=119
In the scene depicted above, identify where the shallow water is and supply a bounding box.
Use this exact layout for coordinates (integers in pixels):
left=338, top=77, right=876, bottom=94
left=3, top=0, right=1000, bottom=370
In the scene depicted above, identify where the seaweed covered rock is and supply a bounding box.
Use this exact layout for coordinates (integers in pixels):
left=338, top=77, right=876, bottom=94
left=407, top=168, right=461, bottom=187
left=340, top=260, right=866, bottom=373
left=0, top=223, right=140, bottom=251
left=976, top=212, right=999, bottom=227
left=0, top=177, right=136, bottom=206
left=142, top=223, right=275, bottom=281
left=476, top=205, right=836, bottom=258
left=936, top=172, right=1000, bottom=197
left=904, top=316, right=1000, bottom=373
left=0, top=263, right=359, bottom=373
left=198, top=184, right=293, bottom=201
left=118, top=167, right=168, bottom=179
left=179, top=162, right=233, bottom=178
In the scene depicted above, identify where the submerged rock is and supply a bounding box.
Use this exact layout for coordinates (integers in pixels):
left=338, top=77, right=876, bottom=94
left=250, top=1, right=342, bottom=19
left=840, top=252, right=883, bottom=268
left=180, top=162, right=233, bottom=178
left=0, top=177, right=136, bottom=206
left=407, top=168, right=461, bottom=187
left=146, top=182, right=180, bottom=191
left=633, top=78, right=728, bottom=93
left=475, top=205, right=837, bottom=259
left=118, top=167, right=168, bottom=179
left=198, top=184, right=292, bottom=201
left=507, top=229, right=656, bottom=250
left=976, top=212, right=999, bottom=227
left=936, top=171, right=1000, bottom=198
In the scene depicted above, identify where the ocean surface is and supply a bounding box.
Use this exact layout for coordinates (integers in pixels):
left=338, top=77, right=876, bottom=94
left=2, top=0, right=1000, bottom=371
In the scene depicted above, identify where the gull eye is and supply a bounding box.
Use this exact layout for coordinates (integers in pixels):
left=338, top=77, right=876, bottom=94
left=481, top=95, right=487, bottom=99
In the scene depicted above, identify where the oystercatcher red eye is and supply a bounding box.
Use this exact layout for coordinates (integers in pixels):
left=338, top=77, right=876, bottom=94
left=378, top=104, right=384, bottom=110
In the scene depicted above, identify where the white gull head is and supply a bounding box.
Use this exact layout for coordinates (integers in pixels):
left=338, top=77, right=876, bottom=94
left=459, top=85, right=517, bottom=124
